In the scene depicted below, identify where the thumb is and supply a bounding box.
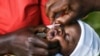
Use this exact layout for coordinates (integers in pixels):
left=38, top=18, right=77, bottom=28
left=55, top=11, right=79, bottom=25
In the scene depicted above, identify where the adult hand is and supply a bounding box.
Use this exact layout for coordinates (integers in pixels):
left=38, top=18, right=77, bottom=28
left=0, top=26, right=59, bottom=56
left=0, top=29, right=49, bottom=56
left=46, top=0, right=94, bottom=24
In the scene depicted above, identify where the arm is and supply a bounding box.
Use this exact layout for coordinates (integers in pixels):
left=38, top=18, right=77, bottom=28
left=46, top=0, right=100, bottom=25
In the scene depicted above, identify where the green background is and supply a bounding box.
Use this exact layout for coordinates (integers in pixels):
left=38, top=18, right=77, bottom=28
left=83, top=11, right=100, bottom=36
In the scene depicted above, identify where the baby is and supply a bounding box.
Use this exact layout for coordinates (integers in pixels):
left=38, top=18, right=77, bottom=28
left=0, top=20, right=100, bottom=56
left=47, top=20, right=100, bottom=56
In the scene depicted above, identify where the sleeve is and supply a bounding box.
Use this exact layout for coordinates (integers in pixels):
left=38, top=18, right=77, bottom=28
left=40, top=0, right=51, bottom=26
left=0, top=0, right=40, bottom=35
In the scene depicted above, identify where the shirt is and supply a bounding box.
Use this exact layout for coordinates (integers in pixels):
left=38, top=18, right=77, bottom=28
left=0, top=0, right=50, bottom=35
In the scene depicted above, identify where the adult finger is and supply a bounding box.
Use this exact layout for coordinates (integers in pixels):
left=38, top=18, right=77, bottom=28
left=28, top=37, right=48, bottom=49
left=29, top=25, right=48, bottom=33
left=55, top=11, right=79, bottom=25
left=46, top=0, right=57, bottom=16
left=46, top=0, right=69, bottom=23
left=32, top=47, right=48, bottom=56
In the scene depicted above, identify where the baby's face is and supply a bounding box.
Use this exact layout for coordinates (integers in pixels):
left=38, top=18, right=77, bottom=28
left=47, top=21, right=81, bottom=55
left=64, top=21, right=81, bottom=54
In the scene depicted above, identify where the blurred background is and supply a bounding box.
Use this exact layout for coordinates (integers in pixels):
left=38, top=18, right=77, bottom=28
left=83, top=11, right=100, bottom=36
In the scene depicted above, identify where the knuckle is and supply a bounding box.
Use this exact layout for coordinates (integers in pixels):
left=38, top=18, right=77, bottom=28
left=46, top=3, right=50, bottom=7
left=50, top=8, right=55, bottom=12
left=46, top=2, right=52, bottom=8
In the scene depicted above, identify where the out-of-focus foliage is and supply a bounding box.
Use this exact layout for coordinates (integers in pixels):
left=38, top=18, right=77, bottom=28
left=83, top=12, right=100, bottom=36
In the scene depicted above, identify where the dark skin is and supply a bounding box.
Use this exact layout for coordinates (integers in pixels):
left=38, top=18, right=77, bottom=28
left=46, top=0, right=100, bottom=25
left=47, top=21, right=81, bottom=56
left=0, top=25, right=59, bottom=56
left=46, top=0, right=100, bottom=55
left=2, top=0, right=99, bottom=55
